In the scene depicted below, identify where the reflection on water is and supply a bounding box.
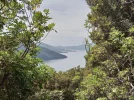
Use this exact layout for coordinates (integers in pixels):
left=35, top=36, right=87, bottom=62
left=44, top=50, right=86, bottom=71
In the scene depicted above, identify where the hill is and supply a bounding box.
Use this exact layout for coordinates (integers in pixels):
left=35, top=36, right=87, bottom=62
left=19, top=43, right=85, bottom=61
left=18, top=44, right=67, bottom=61
left=40, top=43, right=72, bottom=53
left=37, top=46, right=67, bottom=61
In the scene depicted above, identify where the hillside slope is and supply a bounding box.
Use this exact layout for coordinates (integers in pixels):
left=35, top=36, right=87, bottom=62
left=38, top=46, right=67, bottom=61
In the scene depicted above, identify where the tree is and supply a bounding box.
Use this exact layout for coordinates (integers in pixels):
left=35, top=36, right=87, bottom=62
left=0, top=0, right=55, bottom=99
left=77, top=0, right=134, bottom=99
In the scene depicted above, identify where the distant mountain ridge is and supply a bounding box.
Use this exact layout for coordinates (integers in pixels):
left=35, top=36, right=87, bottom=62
left=56, top=44, right=85, bottom=51
left=40, top=43, right=72, bottom=53
left=18, top=43, right=85, bottom=61
left=38, top=43, right=85, bottom=61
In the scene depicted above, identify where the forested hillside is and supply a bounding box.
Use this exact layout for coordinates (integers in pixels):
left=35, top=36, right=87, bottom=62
left=1, top=0, right=134, bottom=100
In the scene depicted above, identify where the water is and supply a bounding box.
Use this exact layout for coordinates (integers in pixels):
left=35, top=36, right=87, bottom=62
left=44, top=50, right=86, bottom=72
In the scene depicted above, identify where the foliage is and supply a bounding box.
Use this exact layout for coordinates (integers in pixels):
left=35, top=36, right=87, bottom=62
left=28, top=89, right=63, bottom=100
left=44, top=66, right=83, bottom=100
left=0, top=0, right=55, bottom=99
left=75, top=0, right=134, bottom=99
left=2, top=0, right=134, bottom=99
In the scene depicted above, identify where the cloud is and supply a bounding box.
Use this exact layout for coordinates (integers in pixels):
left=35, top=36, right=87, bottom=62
left=39, top=0, right=90, bottom=46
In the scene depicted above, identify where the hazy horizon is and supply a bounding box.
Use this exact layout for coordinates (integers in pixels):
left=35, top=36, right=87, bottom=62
left=41, top=42, right=86, bottom=47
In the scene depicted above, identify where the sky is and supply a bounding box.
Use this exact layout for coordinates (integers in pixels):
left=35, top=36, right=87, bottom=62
left=39, top=0, right=90, bottom=46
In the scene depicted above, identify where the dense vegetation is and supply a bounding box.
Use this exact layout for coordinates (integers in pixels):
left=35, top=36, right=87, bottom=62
left=1, top=0, right=134, bottom=100
left=79, top=0, right=134, bottom=99
left=0, top=0, right=55, bottom=99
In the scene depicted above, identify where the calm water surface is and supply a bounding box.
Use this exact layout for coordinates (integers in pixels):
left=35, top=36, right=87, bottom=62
left=45, top=50, right=86, bottom=71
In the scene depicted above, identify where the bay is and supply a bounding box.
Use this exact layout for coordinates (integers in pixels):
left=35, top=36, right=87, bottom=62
left=44, top=50, right=86, bottom=72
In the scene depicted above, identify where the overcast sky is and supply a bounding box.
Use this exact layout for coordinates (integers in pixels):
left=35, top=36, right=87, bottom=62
left=39, top=0, right=90, bottom=46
